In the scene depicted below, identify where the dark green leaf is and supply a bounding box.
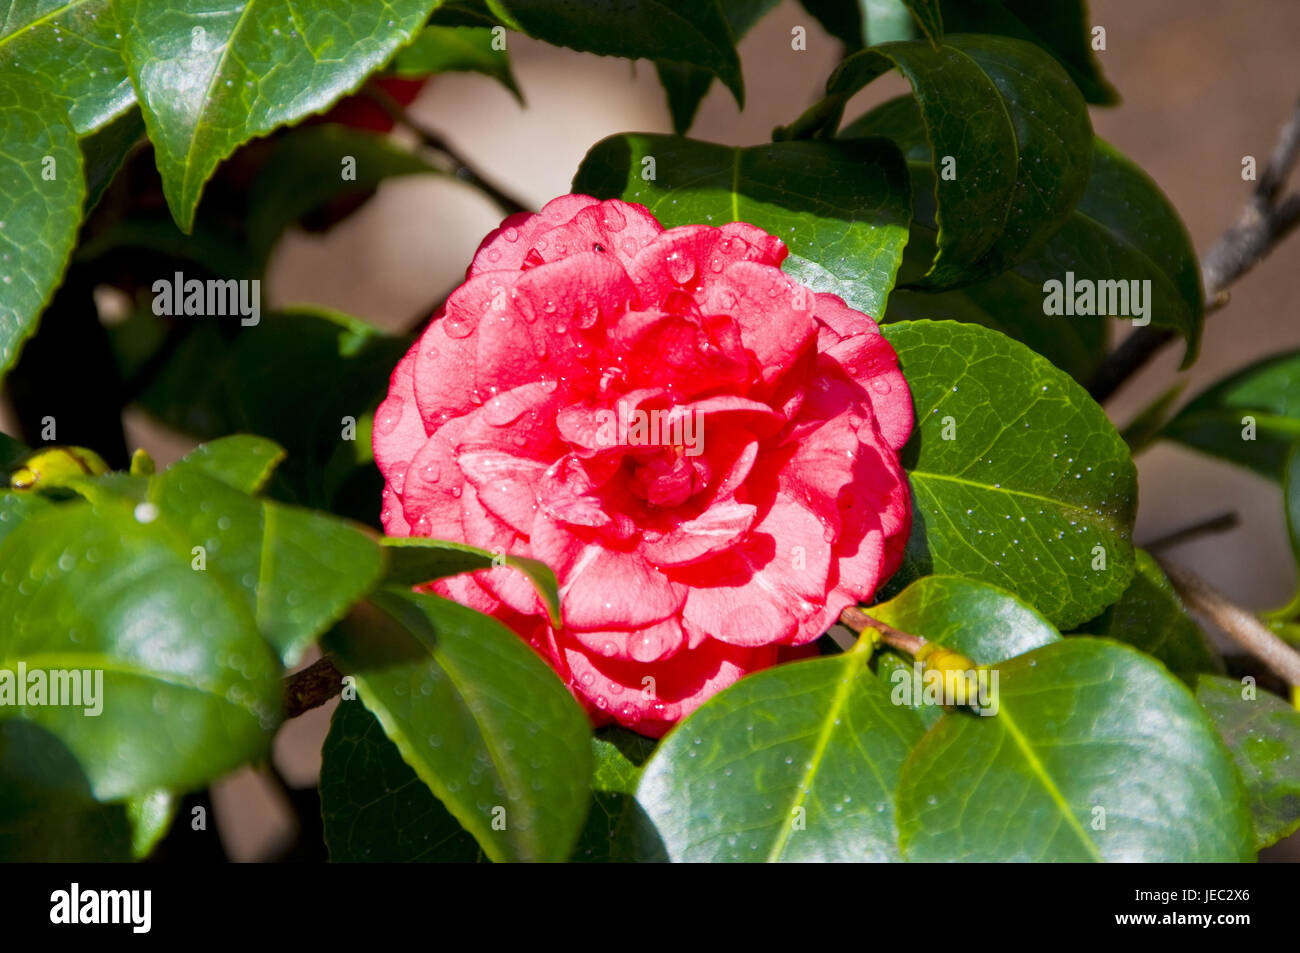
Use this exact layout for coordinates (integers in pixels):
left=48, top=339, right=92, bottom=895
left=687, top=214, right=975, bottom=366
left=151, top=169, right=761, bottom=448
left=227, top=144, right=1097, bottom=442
left=797, top=34, right=1092, bottom=288
left=882, top=320, right=1137, bottom=629
left=136, top=308, right=410, bottom=510
left=1161, top=351, right=1300, bottom=480
left=0, top=0, right=135, bottom=134
left=654, top=0, right=778, bottom=134
left=326, top=587, right=592, bottom=862
left=898, top=639, right=1255, bottom=861
left=486, top=0, right=743, bottom=107
left=1075, top=548, right=1222, bottom=684
left=1196, top=675, right=1300, bottom=849
left=573, top=134, right=911, bottom=317
left=381, top=536, right=561, bottom=627
left=898, top=0, right=940, bottom=44
left=80, top=107, right=145, bottom=213
left=0, top=71, right=85, bottom=375
left=870, top=121, right=1201, bottom=363
left=392, top=25, right=521, bottom=98
left=939, top=0, right=1117, bottom=105
left=635, top=639, right=924, bottom=861
left=573, top=726, right=662, bottom=862
left=796, top=0, right=862, bottom=48
left=0, top=721, right=134, bottom=861
left=320, top=698, right=488, bottom=862
left=117, top=0, right=442, bottom=231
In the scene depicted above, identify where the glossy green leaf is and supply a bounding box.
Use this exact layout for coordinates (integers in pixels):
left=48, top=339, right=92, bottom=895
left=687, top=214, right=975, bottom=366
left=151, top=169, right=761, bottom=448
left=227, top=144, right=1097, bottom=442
left=0, top=0, right=135, bottom=134
left=882, top=320, right=1137, bottom=629
left=486, top=0, right=743, bottom=107
left=247, top=125, right=440, bottom=267
left=654, top=0, right=778, bottom=134
left=898, top=639, right=1255, bottom=861
left=0, top=496, right=282, bottom=799
left=1196, top=675, right=1300, bottom=849
left=868, top=574, right=1058, bottom=728
left=1075, top=548, right=1222, bottom=684
left=939, top=0, right=1117, bottom=105
left=791, top=34, right=1091, bottom=289
left=1162, top=350, right=1300, bottom=480
left=573, top=134, right=911, bottom=318
left=144, top=465, right=385, bottom=666
left=635, top=638, right=924, bottom=862
left=117, top=0, right=442, bottom=231
left=392, top=24, right=521, bottom=99
left=884, top=282, right=1106, bottom=386
left=864, top=103, right=1201, bottom=367
left=326, top=587, right=592, bottom=863
left=320, top=698, right=488, bottom=862
left=899, top=0, right=941, bottom=43
left=871, top=575, right=1062, bottom=664
left=0, top=71, right=85, bottom=375
left=168, top=434, right=286, bottom=494
left=381, top=536, right=560, bottom=627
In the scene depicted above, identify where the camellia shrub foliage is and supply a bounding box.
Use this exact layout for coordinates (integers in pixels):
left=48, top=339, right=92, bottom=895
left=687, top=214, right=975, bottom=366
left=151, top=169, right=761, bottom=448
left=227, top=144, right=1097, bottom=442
left=2, top=0, right=1299, bottom=864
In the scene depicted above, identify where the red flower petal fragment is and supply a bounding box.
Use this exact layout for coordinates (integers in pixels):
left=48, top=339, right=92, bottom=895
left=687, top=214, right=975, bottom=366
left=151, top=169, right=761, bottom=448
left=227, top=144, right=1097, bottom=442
left=375, top=195, right=913, bottom=737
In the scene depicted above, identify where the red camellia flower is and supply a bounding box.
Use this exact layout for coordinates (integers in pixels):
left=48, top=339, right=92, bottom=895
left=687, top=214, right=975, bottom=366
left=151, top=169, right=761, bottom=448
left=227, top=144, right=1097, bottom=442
left=374, top=195, right=914, bottom=736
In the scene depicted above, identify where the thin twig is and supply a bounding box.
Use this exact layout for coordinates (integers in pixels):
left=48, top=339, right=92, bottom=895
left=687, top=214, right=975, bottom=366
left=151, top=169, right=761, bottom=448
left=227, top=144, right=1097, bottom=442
left=361, top=86, right=530, bottom=216
left=1087, top=98, right=1300, bottom=403
left=284, top=656, right=344, bottom=718
left=1157, top=557, right=1300, bottom=687
left=1140, top=511, right=1240, bottom=553
left=840, top=606, right=926, bottom=655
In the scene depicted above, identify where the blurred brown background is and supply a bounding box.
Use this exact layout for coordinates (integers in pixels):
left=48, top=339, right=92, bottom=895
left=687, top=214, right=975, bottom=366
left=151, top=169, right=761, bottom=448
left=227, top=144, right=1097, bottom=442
left=36, top=0, right=1300, bottom=860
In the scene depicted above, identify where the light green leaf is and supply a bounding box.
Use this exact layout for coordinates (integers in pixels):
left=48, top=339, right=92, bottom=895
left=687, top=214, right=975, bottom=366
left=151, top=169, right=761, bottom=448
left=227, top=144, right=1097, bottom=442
left=573, top=133, right=911, bottom=317
left=168, top=434, right=286, bottom=494
left=882, top=320, right=1137, bottom=629
left=898, top=639, right=1255, bottom=861
left=635, top=638, right=924, bottom=861
left=0, top=496, right=282, bottom=799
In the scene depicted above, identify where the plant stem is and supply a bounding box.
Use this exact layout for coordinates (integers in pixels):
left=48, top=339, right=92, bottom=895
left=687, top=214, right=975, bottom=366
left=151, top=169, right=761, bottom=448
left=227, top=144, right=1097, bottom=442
left=284, top=656, right=344, bottom=718
left=1087, top=97, right=1300, bottom=403
left=840, top=605, right=926, bottom=655
left=361, top=87, right=531, bottom=216
left=1140, top=511, right=1240, bottom=553
left=1157, top=556, right=1300, bottom=687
